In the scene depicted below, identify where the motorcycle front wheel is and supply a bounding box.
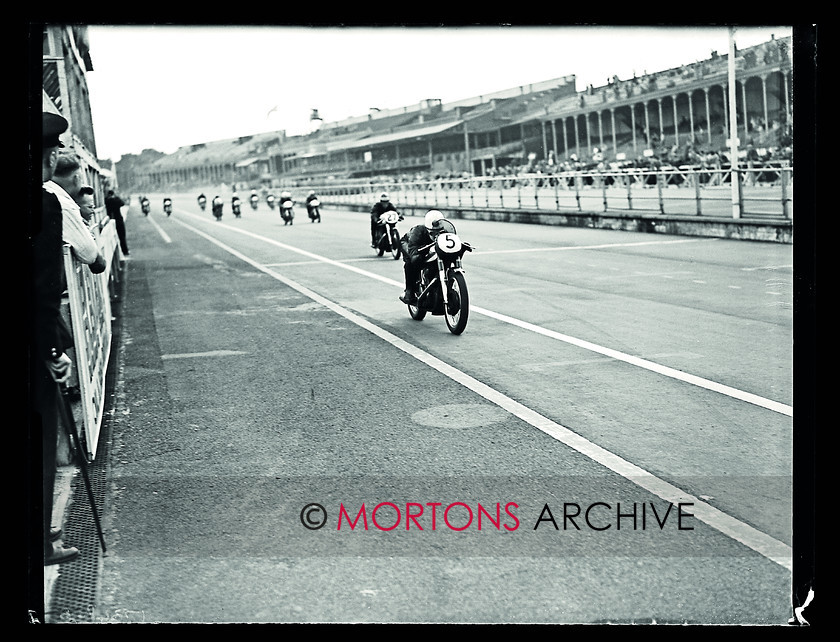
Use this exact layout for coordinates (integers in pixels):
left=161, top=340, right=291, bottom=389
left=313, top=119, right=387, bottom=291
left=390, top=230, right=401, bottom=260
left=444, top=272, right=469, bottom=335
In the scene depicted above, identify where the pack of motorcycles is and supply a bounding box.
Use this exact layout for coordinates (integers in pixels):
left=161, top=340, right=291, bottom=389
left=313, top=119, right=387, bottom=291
left=139, top=192, right=473, bottom=334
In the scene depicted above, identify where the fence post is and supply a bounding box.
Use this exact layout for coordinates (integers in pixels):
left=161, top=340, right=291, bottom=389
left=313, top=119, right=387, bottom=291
left=601, top=172, right=608, bottom=212
left=657, top=169, right=665, bottom=214
left=694, top=168, right=703, bottom=216
left=781, top=167, right=791, bottom=220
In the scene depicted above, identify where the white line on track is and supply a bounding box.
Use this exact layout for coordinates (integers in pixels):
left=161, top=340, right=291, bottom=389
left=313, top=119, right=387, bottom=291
left=146, top=213, right=173, bottom=243
left=173, top=213, right=792, bottom=418
left=168, top=215, right=793, bottom=571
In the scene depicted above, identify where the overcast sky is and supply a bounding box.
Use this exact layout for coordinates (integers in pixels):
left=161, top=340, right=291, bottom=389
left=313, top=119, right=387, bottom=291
left=83, top=24, right=793, bottom=161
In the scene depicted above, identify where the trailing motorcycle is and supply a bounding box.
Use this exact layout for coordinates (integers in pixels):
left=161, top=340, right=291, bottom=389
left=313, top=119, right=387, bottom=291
left=374, top=210, right=403, bottom=259
left=212, top=196, right=224, bottom=221
left=280, top=200, right=295, bottom=225
left=163, top=197, right=173, bottom=217
left=250, top=193, right=259, bottom=210
left=232, top=195, right=242, bottom=218
left=141, top=197, right=150, bottom=216
left=405, top=218, right=473, bottom=335
left=307, top=198, right=322, bottom=223
left=197, top=194, right=207, bottom=211
left=266, top=194, right=276, bottom=210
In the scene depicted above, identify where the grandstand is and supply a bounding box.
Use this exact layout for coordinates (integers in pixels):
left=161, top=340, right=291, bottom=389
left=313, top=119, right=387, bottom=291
left=120, top=36, right=791, bottom=193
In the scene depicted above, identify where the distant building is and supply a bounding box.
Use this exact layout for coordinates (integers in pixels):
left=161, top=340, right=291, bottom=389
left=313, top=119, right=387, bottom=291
left=41, top=24, right=114, bottom=218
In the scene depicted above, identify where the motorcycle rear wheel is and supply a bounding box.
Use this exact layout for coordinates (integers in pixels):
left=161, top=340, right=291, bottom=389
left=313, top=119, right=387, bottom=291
left=408, top=302, right=426, bottom=320
left=444, top=272, right=469, bottom=335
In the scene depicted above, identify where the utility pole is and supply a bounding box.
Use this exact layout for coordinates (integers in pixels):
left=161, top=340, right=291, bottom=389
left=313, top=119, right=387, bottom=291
left=728, top=27, right=741, bottom=219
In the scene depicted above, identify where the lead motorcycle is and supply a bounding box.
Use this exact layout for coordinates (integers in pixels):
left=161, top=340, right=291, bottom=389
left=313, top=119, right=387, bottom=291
left=405, top=219, right=473, bottom=335
left=374, top=210, right=404, bottom=259
left=163, top=197, right=173, bottom=217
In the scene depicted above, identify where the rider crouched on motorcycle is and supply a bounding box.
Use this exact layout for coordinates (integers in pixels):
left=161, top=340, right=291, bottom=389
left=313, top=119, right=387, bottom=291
left=399, top=210, right=445, bottom=304
left=370, top=192, right=397, bottom=248
left=212, top=195, right=223, bottom=219
left=305, top=190, right=319, bottom=216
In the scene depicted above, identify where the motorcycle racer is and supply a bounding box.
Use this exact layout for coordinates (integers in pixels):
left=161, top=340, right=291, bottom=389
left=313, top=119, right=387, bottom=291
left=279, top=191, right=294, bottom=225
left=305, top=190, right=320, bottom=220
left=398, top=210, right=445, bottom=304
left=370, top=192, right=397, bottom=248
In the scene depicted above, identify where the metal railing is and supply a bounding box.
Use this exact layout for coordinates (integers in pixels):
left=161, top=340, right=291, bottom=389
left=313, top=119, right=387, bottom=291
left=307, top=165, right=792, bottom=220
left=61, top=217, right=124, bottom=460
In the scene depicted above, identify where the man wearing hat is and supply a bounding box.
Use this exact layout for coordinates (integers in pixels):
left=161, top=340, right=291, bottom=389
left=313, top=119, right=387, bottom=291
left=30, top=111, right=80, bottom=566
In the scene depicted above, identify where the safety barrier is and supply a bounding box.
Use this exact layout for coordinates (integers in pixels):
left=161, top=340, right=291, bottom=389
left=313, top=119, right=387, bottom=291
left=311, top=166, right=793, bottom=221
left=61, top=216, right=123, bottom=460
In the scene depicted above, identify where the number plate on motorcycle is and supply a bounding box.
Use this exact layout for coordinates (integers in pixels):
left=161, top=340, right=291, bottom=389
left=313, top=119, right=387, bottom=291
left=437, top=233, right=461, bottom=254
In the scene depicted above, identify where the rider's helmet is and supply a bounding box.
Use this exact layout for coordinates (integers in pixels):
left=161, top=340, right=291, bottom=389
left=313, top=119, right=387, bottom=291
left=424, top=210, right=445, bottom=233
left=308, top=190, right=315, bottom=197
left=380, top=192, right=389, bottom=202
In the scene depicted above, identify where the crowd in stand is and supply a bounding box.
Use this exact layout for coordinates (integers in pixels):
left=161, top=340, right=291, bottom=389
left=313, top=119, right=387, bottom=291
left=343, top=130, right=792, bottom=190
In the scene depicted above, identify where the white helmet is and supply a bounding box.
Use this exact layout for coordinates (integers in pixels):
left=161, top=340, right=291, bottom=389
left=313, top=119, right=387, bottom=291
left=380, top=192, right=389, bottom=202
left=424, top=210, right=444, bottom=231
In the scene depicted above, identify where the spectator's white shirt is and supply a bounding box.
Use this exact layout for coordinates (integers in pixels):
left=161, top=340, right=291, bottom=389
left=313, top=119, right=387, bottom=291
left=43, top=180, right=101, bottom=265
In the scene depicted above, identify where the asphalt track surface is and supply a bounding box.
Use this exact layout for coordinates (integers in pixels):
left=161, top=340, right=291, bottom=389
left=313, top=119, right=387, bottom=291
left=52, top=195, right=797, bottom=624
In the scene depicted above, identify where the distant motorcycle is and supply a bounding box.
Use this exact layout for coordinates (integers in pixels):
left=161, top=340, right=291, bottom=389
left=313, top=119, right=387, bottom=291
left=266, top=194, right=276, bottom=210
left=163, top=197, right=173, bottom=216
left=280, top=200, right=295, bottom=225
left=141, top=198, right=150, bottom=216
left=250, top=193, right=259, bottom=210
left=197, top=194, right=207, bottom=211
left=307, top=198, right=322, bottom=223
left=212, top=197, right=224, bottom=221
left=374, top=210, right=403, bottom=259
left=232, top=196, right=242, bottom=218
left=405, top=218, right=473, bottom=335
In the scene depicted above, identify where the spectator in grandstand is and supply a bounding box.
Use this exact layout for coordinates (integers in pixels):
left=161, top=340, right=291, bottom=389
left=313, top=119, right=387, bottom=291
left=43, top=153, right=106, bottom=275
left=105, top=189, right=130, bottom=256
left=32, top=111, right=80, bottom=566
left=370, top=192, right=398, bottom=248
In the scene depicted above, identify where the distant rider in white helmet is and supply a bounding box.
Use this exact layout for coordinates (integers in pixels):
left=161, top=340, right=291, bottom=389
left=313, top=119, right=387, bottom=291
left=398, top=209, right=445, bottom=305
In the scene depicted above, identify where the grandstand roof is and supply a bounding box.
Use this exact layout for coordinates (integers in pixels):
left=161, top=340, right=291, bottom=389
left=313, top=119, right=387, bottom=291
left=337, top=120, right=464, bottom=151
